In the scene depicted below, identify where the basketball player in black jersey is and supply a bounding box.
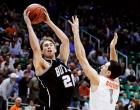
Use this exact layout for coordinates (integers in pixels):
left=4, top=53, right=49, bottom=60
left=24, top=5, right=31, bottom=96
left=23, top=9, right=75, bottom=110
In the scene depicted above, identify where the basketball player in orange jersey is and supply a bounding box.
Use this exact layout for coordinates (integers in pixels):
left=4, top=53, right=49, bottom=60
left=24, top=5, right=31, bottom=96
left=69, top=16, right=122, bottom=110
left=23, top=9, right=75, bottom=110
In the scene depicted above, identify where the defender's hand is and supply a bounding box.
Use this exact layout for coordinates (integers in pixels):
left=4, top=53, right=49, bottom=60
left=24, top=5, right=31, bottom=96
left=68, top=16, right=79, bottom=34
left=110, top=32, right=118, bottom=48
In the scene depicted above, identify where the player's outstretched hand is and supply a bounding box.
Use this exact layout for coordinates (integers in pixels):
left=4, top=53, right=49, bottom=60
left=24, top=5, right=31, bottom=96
left=68, top=16, right=79, bottom=34
left=110, top=32, right=118, bottom=48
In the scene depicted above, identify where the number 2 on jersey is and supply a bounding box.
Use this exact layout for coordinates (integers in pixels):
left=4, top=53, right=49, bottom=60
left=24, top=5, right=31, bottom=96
left=62, top=74, right=75, bottom=88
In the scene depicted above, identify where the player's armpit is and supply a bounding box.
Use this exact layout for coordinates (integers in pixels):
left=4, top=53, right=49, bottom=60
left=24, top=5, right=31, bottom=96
left=33, top=57, right=50, bottom=76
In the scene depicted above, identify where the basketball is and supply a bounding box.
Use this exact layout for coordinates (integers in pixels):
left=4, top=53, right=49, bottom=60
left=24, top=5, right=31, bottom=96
left=26, top=4, right=47, bottom=24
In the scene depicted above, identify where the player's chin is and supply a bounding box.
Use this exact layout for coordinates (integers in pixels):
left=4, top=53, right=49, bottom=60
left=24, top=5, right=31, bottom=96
left=45, top=54, right=53, bottom=59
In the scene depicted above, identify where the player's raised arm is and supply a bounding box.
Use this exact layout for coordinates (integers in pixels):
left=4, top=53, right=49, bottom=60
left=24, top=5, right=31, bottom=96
left=110, top=32, right=118, bottom=62
left=69, top=16, right=99, bottom=85
left=43, top=11, right=69, bottom=65
left=23, top=10, right=49, bottom=76
left=23, top=10, right=41, bottom=55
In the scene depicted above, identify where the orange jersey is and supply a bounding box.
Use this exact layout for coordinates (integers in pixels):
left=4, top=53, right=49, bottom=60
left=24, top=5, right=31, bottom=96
left=9, top=105, right=21, bottom=110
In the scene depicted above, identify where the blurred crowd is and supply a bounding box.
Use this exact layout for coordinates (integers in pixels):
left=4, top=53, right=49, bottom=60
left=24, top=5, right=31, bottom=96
left=0, top=0, right=140, bottom=110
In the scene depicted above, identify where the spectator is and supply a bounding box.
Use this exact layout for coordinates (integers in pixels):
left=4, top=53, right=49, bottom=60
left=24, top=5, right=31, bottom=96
left=69, top=36, right=75, bottom=55
left=78, top=81, right=89, bottom=109
left=24, top=99, right=36, bottom=110
left=99, top=52, right=108, bottom=64
left=120, top=93, right=130, bottom=106
left=0, top=41, right=10, bottom=54
left=0, top=73, right=18, bottom=100
left=125, top=64, right=136, bottom=82
left=0, top=91, right=7, bottom=110
left=15, top=64, right=24, bottom=80
left=28, top=76, right=39, bottom=103
left=1, top=54, right=14, bottom=71
left=19, top=46, right=29, bottom=58
left=70, top=69, right=80, bottom=109
left=117, top=100, right=125, bottom=110
left=69, top=62, right=77, bottom=71
left=9, top=53, right=16, bottom=68
left=124, top=99, right=136, bottom=110
left=5, top=24, right=16, bottom=38
left=23, top=64, right=35, bottom=79
left=18, top=71, right=30, bottom=103
left=9, top=39, right=21, bottom=56
left=88, top=49, right=97, bottom=65
left=9, top=97, right=22, bottom=110
left=97, top=49, right=108, bottom=65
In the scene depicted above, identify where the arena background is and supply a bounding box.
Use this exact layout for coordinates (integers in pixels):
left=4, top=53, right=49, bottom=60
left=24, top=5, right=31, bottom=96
left=0, top=0, right=140, bottom=110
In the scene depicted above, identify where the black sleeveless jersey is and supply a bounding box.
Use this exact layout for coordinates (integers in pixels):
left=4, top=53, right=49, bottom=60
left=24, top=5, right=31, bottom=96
left=37, top=58, right=75, bottom=110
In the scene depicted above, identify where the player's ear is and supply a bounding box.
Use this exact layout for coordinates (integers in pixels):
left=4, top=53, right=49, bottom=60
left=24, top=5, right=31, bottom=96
left=108, top=71, right=111, bottom=76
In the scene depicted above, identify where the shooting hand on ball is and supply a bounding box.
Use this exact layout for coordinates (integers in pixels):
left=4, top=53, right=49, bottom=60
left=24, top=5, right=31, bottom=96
left=23, top=9, right=31, bottom=26
left=43, top=9, right=51, bottom=24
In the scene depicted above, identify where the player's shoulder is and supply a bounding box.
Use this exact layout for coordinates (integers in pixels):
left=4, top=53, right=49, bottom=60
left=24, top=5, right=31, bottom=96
left=105, top=78, right=119, bottom=90
left=98, top=76, right=119, bottom=89
left=56, top=58, right=64, bottom=63
left=99, top=75, right=108, bottom=81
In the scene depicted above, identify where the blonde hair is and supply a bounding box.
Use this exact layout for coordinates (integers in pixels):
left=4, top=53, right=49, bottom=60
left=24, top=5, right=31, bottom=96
left=40, top=37, right=55, bottom=50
